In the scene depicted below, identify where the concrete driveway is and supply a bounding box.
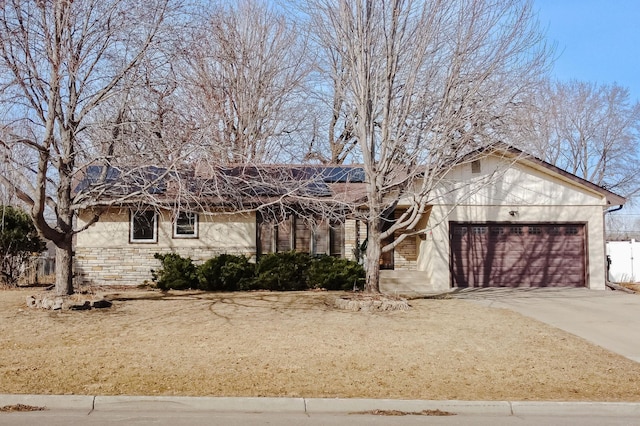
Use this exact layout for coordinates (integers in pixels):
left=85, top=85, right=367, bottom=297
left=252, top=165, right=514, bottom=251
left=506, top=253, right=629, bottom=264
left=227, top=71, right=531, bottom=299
left=451, top=288, right=640, bottom=363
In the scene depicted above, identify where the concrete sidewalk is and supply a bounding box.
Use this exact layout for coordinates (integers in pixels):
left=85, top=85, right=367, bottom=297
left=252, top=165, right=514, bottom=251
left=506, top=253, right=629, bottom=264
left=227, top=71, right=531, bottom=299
left=451, top=287, right=640, bottom=363
left=2, top=394, right=640, bottom=417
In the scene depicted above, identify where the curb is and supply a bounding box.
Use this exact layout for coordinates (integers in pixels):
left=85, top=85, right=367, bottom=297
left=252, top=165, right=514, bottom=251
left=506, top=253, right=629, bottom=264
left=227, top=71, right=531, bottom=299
left=93, top=396, right=305, bottom=413
left=305, top=398, right=511, bottom=415
left=510, top=401, right=640, bottom=416
left=2, top=395, right=640, bottom=416
left=0, top=395, right=94, bottom=412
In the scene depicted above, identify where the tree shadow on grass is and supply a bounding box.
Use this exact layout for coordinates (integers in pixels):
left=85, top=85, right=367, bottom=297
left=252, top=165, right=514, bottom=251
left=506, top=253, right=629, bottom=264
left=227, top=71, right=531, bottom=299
left=100, top=288, right=347, bottom=322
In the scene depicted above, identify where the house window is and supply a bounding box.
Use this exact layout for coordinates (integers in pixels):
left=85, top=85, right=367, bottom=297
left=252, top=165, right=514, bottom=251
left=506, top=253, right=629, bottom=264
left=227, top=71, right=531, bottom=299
left=453, top=226, right=467, bottom=235
left=257, top=212, right=275, bottom=255
left=130, top=210, right=157, bottom=243
left=565, top=226, right=579, bottom=235
left=528, top=226, right=542, bottom=235
left=174, top=211, right=198, bottom=238
left=275, top=219, right=293, bottom=252
left=329, top=222, right=345, bottom=257
left=510, top=226, right=523, bottom=235
left=295, top=217, right=312, bottom=253
left=548, top=226, right=561, bottom=235
left=472, top=226, right=487, bottom=234
left=471, top=160, right=481, bottom=174
left=256, top=212, right=345, bottom=257
left=490, top=227, right=504, bottom=235
left=313, top=221, right=330, bottom=255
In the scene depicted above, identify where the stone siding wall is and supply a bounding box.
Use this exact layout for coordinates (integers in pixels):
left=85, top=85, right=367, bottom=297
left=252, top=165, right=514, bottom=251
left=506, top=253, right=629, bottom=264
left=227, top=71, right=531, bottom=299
left=342, top=217, right=418, bottom=270
left=393, top=233, right=417, bottom=270
left=344, top=219, right=358, bottom=261
left=75, top=246, right=256, bottom=286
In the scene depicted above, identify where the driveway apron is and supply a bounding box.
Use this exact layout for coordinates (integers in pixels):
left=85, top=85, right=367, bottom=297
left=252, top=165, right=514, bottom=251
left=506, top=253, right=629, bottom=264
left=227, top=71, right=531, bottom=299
left=451, top=288, right=640, bottom=363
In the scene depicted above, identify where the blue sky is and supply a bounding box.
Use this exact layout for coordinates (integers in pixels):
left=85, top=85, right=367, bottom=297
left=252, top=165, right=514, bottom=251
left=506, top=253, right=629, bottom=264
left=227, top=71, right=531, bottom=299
left=534, top=0, right=640, bottom=102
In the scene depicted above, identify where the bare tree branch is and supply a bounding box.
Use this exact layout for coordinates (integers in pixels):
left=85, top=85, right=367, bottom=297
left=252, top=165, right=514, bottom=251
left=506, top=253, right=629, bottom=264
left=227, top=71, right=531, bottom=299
left=0, top=0, right=183, bottom=295
left=304, top=0, right=550, bottom=292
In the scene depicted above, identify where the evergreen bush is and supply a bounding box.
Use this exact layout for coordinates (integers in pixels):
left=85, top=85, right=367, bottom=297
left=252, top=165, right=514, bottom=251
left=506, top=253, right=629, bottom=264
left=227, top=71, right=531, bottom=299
left=198, top=254, right=254, bottom=291
left=308, top=255, right=365, bottom=291
left=150, top=251, right=365, bottom=293
left=151, top=253, right=198, bottom=290
left=253, top=251, right=312, bottom=291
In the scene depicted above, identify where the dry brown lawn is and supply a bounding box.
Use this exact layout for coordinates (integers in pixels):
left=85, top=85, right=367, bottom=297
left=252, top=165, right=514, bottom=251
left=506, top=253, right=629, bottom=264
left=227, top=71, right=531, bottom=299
left=622, top=283, right=640, bottom=293
left=2, top=288, right=640, bottom=401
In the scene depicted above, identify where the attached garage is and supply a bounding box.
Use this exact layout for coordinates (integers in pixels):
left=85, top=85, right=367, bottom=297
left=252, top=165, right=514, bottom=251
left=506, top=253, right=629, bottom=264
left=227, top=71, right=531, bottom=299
left=450, top=222, right=587, bottom=288
left=402, top=147, right=627, bottom=292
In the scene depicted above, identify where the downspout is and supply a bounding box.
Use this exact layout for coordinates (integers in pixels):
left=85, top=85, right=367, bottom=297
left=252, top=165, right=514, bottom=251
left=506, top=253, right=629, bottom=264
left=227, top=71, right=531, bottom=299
left=603, top=204, right=624, bottom=289
left=605, top=205, right=624, bottom=215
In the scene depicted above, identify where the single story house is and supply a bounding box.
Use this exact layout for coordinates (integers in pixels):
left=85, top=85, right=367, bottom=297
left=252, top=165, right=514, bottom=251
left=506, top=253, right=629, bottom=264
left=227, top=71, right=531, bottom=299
left=74, top=147, right=625, bottom=292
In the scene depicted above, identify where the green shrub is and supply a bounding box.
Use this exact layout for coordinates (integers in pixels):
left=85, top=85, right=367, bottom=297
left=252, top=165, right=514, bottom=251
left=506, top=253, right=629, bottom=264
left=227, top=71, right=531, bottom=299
left=198, top=254, right=254, bottom=291
left=254, top=251, right=312, bottom=291
left=151, top=253, right=198, bottom=290
left=308, top=255, right=365, bottom=291
left=151, top=250, right=364, bottom=293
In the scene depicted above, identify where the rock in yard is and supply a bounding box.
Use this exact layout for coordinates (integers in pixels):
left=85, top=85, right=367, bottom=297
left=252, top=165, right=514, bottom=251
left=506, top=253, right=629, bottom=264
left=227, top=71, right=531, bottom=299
left=26, top=292, right=113, bottom=311
left=91, top=299, right=113, bottom=309
left=69, top=301, right=91, bottom=310
left=334, top=295, right=410, bottom=312
left=51, top=298, right=64, bottom=310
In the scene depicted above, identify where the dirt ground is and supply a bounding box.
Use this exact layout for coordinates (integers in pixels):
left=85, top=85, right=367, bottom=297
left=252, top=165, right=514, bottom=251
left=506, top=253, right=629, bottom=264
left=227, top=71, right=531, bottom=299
left=2, top=288, right=640, bottom=401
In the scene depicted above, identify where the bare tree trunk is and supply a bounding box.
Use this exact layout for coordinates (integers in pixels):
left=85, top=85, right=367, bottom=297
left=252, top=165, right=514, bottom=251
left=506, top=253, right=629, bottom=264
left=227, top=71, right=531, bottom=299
left=55, top=242, right=73, bottom=295
left=0, top=0, right=179, bottom=295
left=364, top=214, right=382, bottom=293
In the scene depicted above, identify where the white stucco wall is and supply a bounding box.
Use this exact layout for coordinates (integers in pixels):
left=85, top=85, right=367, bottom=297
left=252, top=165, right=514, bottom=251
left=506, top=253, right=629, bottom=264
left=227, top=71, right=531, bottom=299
left=414, top=156, right=609, bottom=291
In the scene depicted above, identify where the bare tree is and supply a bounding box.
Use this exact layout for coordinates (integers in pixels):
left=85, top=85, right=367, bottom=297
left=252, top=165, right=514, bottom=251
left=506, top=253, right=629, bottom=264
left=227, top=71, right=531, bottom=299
left=605, top=213, right=640, bottom=241
left=86, top=58, right=198, bottom=168
left=0, top=0, right=184, bottom=295
left=305, top=0, right=549, bottom=292
left=181, top=0, right=311, bottom=164
left=520, top=80, right=640, bottom=199
left=305, top=36, right=358, bottom=164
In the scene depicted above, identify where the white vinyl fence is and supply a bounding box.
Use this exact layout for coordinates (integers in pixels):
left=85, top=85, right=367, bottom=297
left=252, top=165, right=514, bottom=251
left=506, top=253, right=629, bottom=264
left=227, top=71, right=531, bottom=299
left=607, top=240, right=640, bottom=283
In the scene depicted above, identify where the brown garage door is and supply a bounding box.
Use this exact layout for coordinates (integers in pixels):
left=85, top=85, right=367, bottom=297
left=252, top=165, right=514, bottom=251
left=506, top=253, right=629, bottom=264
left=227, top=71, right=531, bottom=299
left=450, top=223, right=586, bottom=288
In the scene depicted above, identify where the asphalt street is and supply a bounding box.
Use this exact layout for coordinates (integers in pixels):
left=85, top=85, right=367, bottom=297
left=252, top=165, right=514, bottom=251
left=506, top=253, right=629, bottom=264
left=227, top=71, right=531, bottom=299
left=2, top=410, right=640, bottom=426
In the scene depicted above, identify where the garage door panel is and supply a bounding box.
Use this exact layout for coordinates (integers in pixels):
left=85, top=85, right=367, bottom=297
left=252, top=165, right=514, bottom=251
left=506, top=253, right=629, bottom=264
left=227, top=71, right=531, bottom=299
left=455, top=266, right=585, bottom=277
left=450, top=223, right=586, bottom=288
left=489, top=268, right=585, bottom=278
left=453, top=271, right=585, bottom=288
left=458, top=252, right=582, bottom=269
